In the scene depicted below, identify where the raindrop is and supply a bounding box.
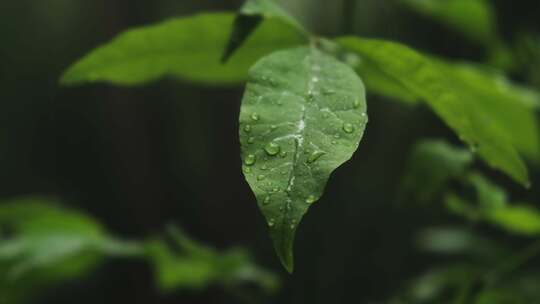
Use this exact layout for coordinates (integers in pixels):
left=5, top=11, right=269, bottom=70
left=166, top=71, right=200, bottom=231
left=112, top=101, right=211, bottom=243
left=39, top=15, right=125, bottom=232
left=263, top=196, right=271, bottom=205
left=244, top=124, right=252, bottom=133
left=248, top=137, right=255, bottom=144
left=264, top=142, right=281, bottom=156
left=307, top=151, right=326, bottom=164
left=244, top=154, right=256, bottom=166
left=353, top=100, right=361, bottom=108
left=268, top=219, right=275, bottom=227
left=261, top=164, right=268, bottom=170
left=251, top=113, right=260, bottom=121
left=257, top=175, right=266, bottom=181
left=280, top=151, right=288, bottom=158
left=305, top=195, right=317, bottom=204
left=331, top=140, right=337, bottom=145
left=334, top=133, right=341, bottom=139
left=243, top=167, right=251, bottom=174
left=289, top=224, right=295, bottom=230
left=270, top=125, right=277, bottom=130
left=343, top=123, right=354, bottom=133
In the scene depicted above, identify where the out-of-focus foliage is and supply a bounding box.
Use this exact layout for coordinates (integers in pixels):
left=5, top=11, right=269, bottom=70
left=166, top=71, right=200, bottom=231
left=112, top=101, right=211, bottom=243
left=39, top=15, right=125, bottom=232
left=0, top=197, right=142, bottom=303
left=391, top=227, right=540, bottom=303
left=0, top=198, right=279, bottom=303
left=401, top=0, right=498, bottom=45
left=399, top=140, right=473, bottom=203
left=61, top=12, right=306, bottom=86
left=446, top=173, right=540, bottom=235
left=338, top=37, right=538, bottom=186
left=146, top=225, right=279, bottom=294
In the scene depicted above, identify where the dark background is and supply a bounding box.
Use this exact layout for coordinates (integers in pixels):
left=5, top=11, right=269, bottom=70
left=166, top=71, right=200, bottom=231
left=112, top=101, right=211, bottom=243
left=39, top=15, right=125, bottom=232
left=1, top=0, right=540, bottom=303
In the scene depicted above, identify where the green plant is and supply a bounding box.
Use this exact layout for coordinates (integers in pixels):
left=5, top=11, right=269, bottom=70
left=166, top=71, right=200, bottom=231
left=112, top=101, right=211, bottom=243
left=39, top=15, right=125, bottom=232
left=59, top=0, right=540, bottom=274
left=0, top=197, right=277, bottom=303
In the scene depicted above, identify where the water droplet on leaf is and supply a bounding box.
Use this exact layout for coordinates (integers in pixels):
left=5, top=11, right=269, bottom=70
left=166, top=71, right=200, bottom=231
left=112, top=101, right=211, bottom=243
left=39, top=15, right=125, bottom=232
left=305, top=195, right=317, bottom=204
left=257, top=175, right=266, bottom=181
left=264, top=142, right=281, bottom=156
left=343, top=123, right=354, bottom=133
left=251, top=113, right=260, bottom=121
left=244, top=154, right=256, bottom=166
left=244, top=125, right=252, bottom=133
left=307, top=151, right=326, bottom=163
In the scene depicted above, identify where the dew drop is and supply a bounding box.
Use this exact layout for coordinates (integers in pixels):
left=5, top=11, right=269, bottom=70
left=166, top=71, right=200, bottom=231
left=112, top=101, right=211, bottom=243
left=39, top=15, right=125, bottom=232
left=353, top=100, right=361, bottom=108
left=334, top=133, right=341, bottom=139
left=244, top=154, right=256, bottom=166
left=264, top=142, right=281, bottom=156
left=305, top=195, right=317, bottom=204
left=280, top=151, right=288, bottom=158
left=331, top=140, right=337, bottom=145
left=289, top=224, right=295, bottom=230
left=268, top=219, right=275, bottom=227
left=270, top=125, right=277, bottom=130
left=343, top=123, right=354, bottom=133
left=263, top=196, right=271, bottom=205
left=257, top=175, right=266, bottom=181
left=307, top=151, right=326, bottom=163
left=244, top=124, right=252, bottom=133
left=261, top=164, right=268, bottom=170
left=243, top=167, right=251, bottom=174
left=247, top=137, right=255, bottom=144
left=251, top=113, right=260, bottom=121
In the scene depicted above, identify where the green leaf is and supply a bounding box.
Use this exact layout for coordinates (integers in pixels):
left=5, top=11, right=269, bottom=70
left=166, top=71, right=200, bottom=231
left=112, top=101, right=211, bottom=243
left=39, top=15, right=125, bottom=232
left=401, top=0, right=498, bottom=45
left=145, top=225, right=279, bottom=293
left=239, top=46, right=368, bottom=272
left=337, top=37, right=535, bottom=186
left=222, top=0, right=307, bottom=63
left=400, top=139, right=473, bottom=203
left=61, top=12, right=306, bottom=86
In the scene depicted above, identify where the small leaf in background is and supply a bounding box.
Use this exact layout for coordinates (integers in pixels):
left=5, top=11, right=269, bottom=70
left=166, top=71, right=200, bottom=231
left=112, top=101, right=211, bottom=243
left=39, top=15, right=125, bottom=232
left=337, top=37, right=536, bottom=186
left=446, top=173, right=540, bottom=235
left=417, top=227, right=506, bottom=261
left=239, top=46, right=367, bottom=272
left=399, top=139, right=473, bottom=203
left=61, top=12, right=306, bottom=86
left=145, top=225, right=279, bottom=294
left=401, top=0, right=498, bottom=45
left=222, top=0, right=308, bottom=63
